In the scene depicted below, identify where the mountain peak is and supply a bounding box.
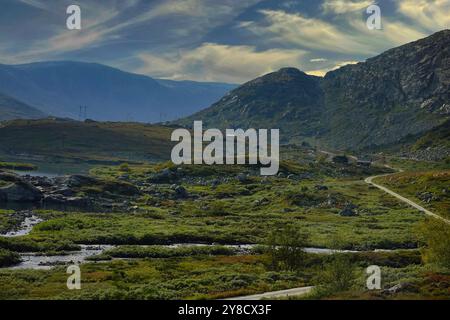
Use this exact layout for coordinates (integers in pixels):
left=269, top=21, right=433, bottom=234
left=176, top=29, right=450, bottom=149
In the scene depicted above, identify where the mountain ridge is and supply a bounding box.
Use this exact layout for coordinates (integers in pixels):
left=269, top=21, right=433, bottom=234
left=0, top=61, right=237, bottom=122
left=175, top=30, right=450, bottom=150
left=0, top=92, right=46, bottom=121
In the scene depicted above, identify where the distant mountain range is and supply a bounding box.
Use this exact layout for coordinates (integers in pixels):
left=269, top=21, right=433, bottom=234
left=0, top=92, right=46, bottom=121
left=0, top=61, right=236, bottom=122
left=176, top=30, right=450, bottom=151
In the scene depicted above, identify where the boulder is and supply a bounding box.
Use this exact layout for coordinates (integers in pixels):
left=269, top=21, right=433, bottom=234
left=66, top=175, right=98, bottom=188
left=339, top=207, right=357, bottom=217
left=0, top=181, right=43, bottom=202
left=236, top=173, right=249, bottom=183
left=174, top=186, right=188, bottom=199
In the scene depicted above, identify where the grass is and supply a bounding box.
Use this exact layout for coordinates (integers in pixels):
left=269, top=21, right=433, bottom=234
left=374, top=170, right=450, bottom=219
left=0, top=249, right=428, bottom=300
left=0, top=161, right=37, bottom=171
left=0, top=160, right=424, bottom=252
left=0, top=254, right=307, bottom=300
left=0, top=150, right=447, bottom=299
left=0, top=118, right=175, bottom=162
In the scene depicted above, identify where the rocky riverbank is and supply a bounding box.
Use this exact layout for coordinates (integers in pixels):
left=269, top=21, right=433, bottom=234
left=0, top=171, right=140, bottom=211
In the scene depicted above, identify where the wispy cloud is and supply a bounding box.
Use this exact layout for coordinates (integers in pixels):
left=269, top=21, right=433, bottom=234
left=1, top=0, right=448, bottom=82
left=137, top=43, right=307, bottom=83
left=322, top=0, right=372, bottom=14
left=245, top=9, right=377, bottom=55
left=397, top=0, right=450, bottom=31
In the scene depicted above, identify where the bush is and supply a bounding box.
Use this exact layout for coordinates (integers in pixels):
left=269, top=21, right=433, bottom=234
left=207, top=201, right=229, bottom=216
left=119, top=163, right=130, bottom=172
left=266, top=225, right=308, bottom=272
left=0, top=248, right=21, bottom=267
left=316, top=254, right=356, bottom=295
left=100, top=245, right=236, bottom=259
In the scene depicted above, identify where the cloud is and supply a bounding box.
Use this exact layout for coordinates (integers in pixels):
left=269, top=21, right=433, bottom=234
left=322, top=0, right=372, bottom=14
left=306, top=61, right=359, bottom=77
left=246, top=9, right=377, bottom=55
left=310, top=58, right=328, bottom=62
left=17, top=0, right=50, bottom=11
left=136, top=43, right=307, bottom=83
left=397, top=0, right=450, bottom=31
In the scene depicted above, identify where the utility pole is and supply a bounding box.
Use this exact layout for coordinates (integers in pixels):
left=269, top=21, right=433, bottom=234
left=79, top=106, right=88, bottom=120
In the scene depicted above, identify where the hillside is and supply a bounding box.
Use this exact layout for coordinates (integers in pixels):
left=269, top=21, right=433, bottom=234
left=0, top=93, right=46, bottom=121
left=177, top=68, right=324, bottom=143
left=175, top=30, right=450, bottom=150
left=0, top=119, right=174, bottom=162
left=0, top=61, right=236, bottom=122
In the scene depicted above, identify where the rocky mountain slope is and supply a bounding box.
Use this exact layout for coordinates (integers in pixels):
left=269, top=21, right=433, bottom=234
left=175, top=30, right=450, bottom=150
left=0, top=61, right=236, bottom=122
left=177, top=68, right=324, bottom=141
left=0, top=93, right=46, bottom=121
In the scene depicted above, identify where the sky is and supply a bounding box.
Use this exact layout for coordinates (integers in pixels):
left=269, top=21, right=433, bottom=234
left=0, top=0, right=449, bottom=83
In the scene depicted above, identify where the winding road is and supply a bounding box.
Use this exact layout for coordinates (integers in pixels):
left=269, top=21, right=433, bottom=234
left=224, top=286, right=314, bottom=300
left=365, top=171, right=450, bottom=225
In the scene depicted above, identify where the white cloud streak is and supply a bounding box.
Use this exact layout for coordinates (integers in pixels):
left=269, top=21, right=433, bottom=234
left=137, top=43, right=307, bottom=83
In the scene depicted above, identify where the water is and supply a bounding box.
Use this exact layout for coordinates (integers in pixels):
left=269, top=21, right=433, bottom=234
left=1, top=215, right=42, bottom=237
left=12, top=170, right=60, bottom=178
left=2, top=158, right=94, bottom=178
left=8, top=245, right=115, bottom=270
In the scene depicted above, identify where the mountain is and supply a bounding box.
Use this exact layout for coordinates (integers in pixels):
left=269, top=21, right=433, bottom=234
left=0, top=61, right=236, bottom=122
left=322, top=29, right=450, bottom=149
left=177, top=68, right=325, bottom=140
left=0, top=93, right=46, bottom=121
left=175, top=30, right=450, bottom=150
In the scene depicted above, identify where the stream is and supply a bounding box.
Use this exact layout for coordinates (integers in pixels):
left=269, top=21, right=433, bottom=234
left=0, top=214, right=409, bottom=270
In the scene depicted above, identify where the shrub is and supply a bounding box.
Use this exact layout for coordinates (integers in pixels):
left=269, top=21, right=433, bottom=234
left=119, top=163, right=130, bottom=172
left=266, top=225, right=308, bottom=272
left=316, top=254, right=356, bottom=295
left=0, top=248, right=21, bottom=267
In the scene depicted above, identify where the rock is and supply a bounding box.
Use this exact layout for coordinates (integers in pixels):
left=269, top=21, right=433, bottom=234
left=66, top=175, right=98, bottom=188
left=118, top=174, right=129, bottom=181
left=236, top=173, right=249, bottom=183
left=44, top=194, right=89, bottom=206
left=51, top=187, right=74, bottom=197
left=383, top=283, right=411, bottom=294
left=253, top=197, right=269, bottom=206
left=174, top=186, right=188, bottom=198
left=0, top=181, right=43, bottom=202
left=210, top=179, right=220, bottom=188
left=0, top=172, right=22, bottom=183
left=339, top=207, right=357, bottom=217
left=148, top=168, right=176, bottom=183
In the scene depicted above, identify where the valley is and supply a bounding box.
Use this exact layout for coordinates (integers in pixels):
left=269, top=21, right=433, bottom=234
left=0, top=29, right=449, bottom=301
left=0, top=146, right=448, bottom=299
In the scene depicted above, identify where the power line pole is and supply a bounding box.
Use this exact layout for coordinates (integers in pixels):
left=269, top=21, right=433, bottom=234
left=79, top=106, right=88, bottom=120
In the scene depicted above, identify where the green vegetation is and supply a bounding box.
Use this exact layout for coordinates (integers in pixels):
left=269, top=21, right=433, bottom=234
left=0, top=248, right=20, bottom=267
left=0, top=146, right=448, bottom=300
left=419, top=219, right=450, bottom=268
left=266, top=226, right=308, bottom=271
left=89, top=245, right=237, bottom=261
left=0, top=161, right=37, bottom=171
left=314, top=254, right=356, bottom=296
left=0, top=119, right=174, bottom=163
left=375, top=170, right=450, bottom=218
